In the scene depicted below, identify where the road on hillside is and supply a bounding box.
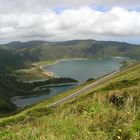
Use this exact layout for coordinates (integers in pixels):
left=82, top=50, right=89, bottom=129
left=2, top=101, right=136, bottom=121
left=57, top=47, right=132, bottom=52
left=49, top=70, right=120, bottom=108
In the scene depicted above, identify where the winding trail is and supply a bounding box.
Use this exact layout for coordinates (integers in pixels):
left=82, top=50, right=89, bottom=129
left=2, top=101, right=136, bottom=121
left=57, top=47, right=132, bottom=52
left=49, top=70, right=120, bottom=108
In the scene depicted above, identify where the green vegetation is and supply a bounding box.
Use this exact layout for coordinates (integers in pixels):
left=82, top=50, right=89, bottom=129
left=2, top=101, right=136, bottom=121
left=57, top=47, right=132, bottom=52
left=0, top=63, right=140, bottom=139
left=0, top=75, right=49, bottom=116
left=0, top=39, right=140, bottom=139
left=0, top=48, right=26, bottom=73
left=1, top=40, right=140, bottom=75
left=0, top=74, right=78, bottom=116
left=0, top=99, right=17, bottom=117
left=13, top=60, right=56, bottom=81
left=14, top=64, right=51, bottom=81
left=86, top=78, right=96, bottom=82
left=32, top=77, right=78, bottom=87
left=102, top=78, right=140, bottom=91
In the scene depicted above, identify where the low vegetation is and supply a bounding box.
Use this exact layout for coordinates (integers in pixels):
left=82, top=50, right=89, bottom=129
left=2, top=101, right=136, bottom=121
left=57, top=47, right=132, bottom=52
left=0, top=75, right=78, bottom=117
left=0, top=63, right=139, bottom=139
left=1, top=40, right=140, bottom=75
left=32, top=77, right=78, bottom=87
left=0, top=99, right=17, bottom=117
left=13, top=60, right=55, bottom=81
left=14, top=65, right=50, bottom=81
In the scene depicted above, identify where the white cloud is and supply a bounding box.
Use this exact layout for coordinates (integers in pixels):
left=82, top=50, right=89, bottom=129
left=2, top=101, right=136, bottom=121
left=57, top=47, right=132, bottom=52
left=0, top=0, right=140, bottom=13
left=0, top=6, right=140, bottom=42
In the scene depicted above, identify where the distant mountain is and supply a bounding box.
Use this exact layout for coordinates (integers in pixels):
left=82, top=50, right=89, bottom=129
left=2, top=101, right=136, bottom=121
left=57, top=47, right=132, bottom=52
left=5, top=40, right=47, bottom=48
left=0, top=39, right=140, bottom=73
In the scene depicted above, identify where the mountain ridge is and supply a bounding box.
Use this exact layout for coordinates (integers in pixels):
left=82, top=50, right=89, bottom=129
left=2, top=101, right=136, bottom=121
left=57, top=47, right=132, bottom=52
left=0, top=39, right=140, bottom=73
left=0, top=39, right=138, bottom=46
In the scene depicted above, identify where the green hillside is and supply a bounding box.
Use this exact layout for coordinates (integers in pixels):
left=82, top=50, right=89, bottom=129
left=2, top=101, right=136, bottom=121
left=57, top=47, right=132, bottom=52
left=0, top=98, right=17, bottom=117
left=0, top=40, right=140, bottom=73
left=0, top=63, right=140, bottom=140
left=0, top=74, right=78, bottom=116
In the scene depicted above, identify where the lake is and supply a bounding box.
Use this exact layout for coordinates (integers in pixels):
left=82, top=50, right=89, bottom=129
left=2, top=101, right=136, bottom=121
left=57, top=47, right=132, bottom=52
left=45, top=57, right=126, bottom=82
left=12, top=57, right=127, bottom=107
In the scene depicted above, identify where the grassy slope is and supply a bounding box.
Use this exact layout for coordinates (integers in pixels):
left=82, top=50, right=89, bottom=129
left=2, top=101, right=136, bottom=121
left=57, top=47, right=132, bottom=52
left=0, top=74, right=78, bottom=117
left=0, top=63, right=140, bottom=140
left=0, top=99, right=17, bottom=117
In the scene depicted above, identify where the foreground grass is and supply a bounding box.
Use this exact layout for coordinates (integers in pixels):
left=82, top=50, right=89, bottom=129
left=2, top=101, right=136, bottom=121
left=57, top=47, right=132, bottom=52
left=0, top=63, right=140, bottom=140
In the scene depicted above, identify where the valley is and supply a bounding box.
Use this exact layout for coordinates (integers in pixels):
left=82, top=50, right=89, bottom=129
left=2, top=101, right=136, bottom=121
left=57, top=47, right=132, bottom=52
left=0, top=39, right=140, bottom=139
left=1, top=1, right=140, bottom=139
left=12, top=56, right=126, bottom=108
left=0, top=60, right=139, bottom=140
left=0, top=40, right=140, bottom=75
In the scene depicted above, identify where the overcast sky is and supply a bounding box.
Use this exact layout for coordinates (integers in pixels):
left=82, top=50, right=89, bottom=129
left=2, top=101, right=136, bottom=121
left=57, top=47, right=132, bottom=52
left=0, top=0, right=140, bottom=44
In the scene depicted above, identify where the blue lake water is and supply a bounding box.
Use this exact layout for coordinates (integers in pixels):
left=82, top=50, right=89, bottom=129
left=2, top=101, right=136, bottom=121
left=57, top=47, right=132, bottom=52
left=45, top=57, right=126, bottom=83
left=12, top=57, right=127, bottom=107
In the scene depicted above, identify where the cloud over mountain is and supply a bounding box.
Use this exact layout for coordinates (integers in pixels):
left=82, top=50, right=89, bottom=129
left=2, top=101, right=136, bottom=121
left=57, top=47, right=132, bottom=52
left=1, top=7, right=140, bottom=41
left=0, top=0, right=140, bottom=43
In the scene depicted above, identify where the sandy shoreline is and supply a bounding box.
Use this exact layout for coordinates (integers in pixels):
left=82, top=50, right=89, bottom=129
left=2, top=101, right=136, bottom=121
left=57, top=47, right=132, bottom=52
left=39, top=58, right=88, bottom=77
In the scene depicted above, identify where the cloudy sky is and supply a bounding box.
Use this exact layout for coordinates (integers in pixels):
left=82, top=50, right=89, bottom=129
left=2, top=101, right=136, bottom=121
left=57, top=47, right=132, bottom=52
left=0, top=0, right=140, bottom=44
